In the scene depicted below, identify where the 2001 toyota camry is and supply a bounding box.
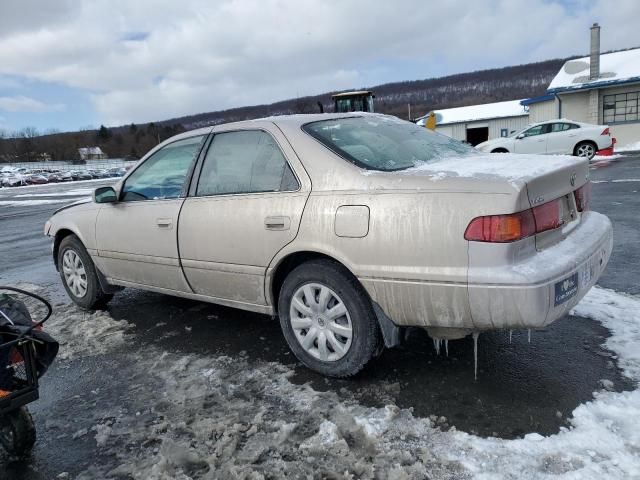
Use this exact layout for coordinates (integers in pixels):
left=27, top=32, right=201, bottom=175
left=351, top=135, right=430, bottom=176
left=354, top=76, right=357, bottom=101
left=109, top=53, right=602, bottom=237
left=45, top=113, right=612, bottom=377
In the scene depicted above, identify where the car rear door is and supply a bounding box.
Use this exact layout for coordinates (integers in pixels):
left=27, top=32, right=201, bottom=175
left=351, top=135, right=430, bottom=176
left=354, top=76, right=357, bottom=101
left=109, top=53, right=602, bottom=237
left=513, top=124, right=551, bottom=154
left=178, top=125, right=310, bottom=309
left=546, top=122, right=577, bottom=154
left=95, top=134, right=206, bottom=292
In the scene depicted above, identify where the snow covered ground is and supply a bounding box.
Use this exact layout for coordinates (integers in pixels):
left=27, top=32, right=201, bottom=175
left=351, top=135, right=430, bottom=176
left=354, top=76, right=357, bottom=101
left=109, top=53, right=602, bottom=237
left=19, top=285, right=639, bottom=479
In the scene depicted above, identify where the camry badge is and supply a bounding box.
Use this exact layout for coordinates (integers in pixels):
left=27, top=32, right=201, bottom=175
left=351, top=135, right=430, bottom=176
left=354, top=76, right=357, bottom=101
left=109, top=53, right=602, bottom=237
left=570, top=172, right=576, bottom=186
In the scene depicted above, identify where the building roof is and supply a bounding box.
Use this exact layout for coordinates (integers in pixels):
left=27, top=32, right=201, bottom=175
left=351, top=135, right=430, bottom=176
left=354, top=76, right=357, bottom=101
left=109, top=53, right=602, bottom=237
left=548, top=47, right=640, bottom=93
left=520, top=94, right=555, bottom=106
left=331, top=91, right=374, bottom=98
left=415, top=99, right=528, bottom=125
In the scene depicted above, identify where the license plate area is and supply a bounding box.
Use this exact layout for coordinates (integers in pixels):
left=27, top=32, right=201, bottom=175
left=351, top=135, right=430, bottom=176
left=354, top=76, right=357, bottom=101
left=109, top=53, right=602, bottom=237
left=554, top=272, right=579, bottom=306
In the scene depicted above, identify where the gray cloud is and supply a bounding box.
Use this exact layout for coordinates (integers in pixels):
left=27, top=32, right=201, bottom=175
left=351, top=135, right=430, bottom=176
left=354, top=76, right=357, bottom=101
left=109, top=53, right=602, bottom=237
left=0, top=0, right=638, bottom=125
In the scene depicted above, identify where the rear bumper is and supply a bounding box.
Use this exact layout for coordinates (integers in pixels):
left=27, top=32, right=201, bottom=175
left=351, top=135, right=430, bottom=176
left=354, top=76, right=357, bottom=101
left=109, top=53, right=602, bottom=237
left=467, top=211, right=613, bottom=329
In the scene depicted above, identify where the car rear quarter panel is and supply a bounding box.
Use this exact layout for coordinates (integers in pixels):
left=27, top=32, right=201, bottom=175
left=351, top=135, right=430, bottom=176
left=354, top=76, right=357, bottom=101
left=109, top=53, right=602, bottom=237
left=276, top=189, right=524, bottom=328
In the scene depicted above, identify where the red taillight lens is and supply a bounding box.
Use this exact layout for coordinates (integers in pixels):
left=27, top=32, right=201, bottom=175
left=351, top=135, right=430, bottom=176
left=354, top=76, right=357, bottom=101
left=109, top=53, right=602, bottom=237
left=601, top=127, right=610, bottom=136
left=574, top=182, right=591, bottom=212
left=464, top=210, right=536, bottom=242
left=532, top=199, right=562, bottom=233
left=465, top=198, right=564, bottom=243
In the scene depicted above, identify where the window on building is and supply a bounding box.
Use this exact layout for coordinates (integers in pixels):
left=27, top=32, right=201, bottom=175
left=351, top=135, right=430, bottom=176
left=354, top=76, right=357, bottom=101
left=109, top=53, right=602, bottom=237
left=603, top=91, right=639, bottom=124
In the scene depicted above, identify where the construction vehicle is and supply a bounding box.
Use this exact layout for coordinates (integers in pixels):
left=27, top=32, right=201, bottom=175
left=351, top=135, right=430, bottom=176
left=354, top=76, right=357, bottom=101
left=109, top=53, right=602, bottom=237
left=331, top=91, right=375, bottom=113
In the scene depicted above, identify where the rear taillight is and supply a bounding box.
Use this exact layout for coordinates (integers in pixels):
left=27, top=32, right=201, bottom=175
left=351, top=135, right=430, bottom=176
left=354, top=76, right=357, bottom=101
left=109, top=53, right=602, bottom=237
left=464, top=210, right=536, bottom=243
left=601, top=127, right=610, bottom=136
left=532, top=199, right=562, bottom=233
left=465, top=198, right=562, bottom=243
left=574, top=182, right=591, bottom=212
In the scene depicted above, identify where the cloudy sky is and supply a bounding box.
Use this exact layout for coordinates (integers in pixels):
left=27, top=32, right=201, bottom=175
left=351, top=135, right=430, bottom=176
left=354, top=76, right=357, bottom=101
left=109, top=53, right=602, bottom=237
left=0, top=0, right=639, bottom=132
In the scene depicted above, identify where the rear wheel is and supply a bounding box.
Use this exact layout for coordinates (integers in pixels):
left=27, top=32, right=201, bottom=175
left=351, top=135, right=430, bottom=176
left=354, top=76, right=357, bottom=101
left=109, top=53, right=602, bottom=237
left=574, top=141, right=597, bottom=160
left=58, top=235, right=113, bottom=309
left=0, top=407, right=36, bottom=457
left=278, top=260, right=381, bottom=377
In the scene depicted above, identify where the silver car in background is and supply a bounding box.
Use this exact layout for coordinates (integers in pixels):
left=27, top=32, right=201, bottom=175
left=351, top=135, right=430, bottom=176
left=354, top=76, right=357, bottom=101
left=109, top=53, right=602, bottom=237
left=45, top=113, right=612, bottom=377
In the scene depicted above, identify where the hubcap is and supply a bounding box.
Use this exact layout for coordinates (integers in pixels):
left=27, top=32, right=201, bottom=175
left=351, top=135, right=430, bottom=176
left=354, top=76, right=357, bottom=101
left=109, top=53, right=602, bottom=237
left=577, top=144, right=595, bottom=158
left=62, top=250, right=88, bottom=298
left=289, top=283, right=353, bottom=362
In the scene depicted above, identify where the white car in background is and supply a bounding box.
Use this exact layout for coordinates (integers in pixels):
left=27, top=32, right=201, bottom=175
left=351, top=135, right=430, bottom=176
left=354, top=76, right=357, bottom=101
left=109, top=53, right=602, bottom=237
left=476, top=119, right=612, bottom=160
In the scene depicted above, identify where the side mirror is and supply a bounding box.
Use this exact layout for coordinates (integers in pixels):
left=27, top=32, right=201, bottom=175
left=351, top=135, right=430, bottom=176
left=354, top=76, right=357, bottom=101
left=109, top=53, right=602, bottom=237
left=94, top=186, right=118, bottom=204
left=516, top=134, right=525, bottom=140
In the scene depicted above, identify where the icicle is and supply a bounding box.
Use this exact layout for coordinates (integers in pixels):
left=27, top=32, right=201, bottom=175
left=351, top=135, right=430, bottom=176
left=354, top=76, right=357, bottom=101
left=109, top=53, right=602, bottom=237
left=444, top=339, right=449, bottom=357
left=509, top=330, right=512, bottom=344
left=433, top=337, right=440, bottom=355
left=472, top=332, right=480, bottom=380
left=528, top=329, right=531, bottom=344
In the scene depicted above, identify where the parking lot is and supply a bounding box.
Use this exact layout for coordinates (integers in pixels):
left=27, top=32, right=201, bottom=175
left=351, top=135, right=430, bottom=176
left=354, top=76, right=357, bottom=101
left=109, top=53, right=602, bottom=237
left=0, top=155, right=639, bottom=479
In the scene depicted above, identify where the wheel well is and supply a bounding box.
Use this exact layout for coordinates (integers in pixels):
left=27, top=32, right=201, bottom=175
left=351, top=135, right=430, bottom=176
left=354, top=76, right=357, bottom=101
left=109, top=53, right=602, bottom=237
left=270, top=251, right=353, bottom=313
left=52, top=229, right=76, bottom=270
left=491, top=148, right=509, bottom=153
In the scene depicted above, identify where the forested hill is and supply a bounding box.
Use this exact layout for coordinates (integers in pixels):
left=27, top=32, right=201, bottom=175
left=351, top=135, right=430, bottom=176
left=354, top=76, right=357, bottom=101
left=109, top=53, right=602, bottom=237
left=166, top=58, right=566, bottom=129
left=1, top=57, right=567, bottom=162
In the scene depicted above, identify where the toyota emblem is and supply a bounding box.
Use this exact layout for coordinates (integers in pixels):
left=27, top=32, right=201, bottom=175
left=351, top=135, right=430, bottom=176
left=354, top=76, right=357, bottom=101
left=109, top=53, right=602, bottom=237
left=570, top=172, right=576, bottom=186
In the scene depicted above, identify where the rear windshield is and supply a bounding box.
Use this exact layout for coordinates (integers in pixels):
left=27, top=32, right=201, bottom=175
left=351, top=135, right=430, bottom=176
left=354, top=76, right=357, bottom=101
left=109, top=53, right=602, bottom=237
left=303, top=116, right=476, bottom=171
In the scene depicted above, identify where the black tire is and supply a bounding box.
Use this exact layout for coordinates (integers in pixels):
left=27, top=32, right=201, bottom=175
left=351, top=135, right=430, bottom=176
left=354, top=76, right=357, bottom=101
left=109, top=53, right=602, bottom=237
left=278, top=260, right=381, bottom=378
left=491, top=148, right=509, bottom=153
left=58, top=235, right=113, bottom=309
left=0, top=407, right=36, bottom=457
left=574, top=141, right=597, bottom=160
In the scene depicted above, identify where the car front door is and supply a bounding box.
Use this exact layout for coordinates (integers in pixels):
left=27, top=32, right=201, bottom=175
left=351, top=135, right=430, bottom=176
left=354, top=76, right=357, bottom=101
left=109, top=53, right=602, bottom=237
left=95, top=134, right=206, bottom=292
left=177, top=126, right=310, bottom=310
left=513, top=124, right=550, bottom=154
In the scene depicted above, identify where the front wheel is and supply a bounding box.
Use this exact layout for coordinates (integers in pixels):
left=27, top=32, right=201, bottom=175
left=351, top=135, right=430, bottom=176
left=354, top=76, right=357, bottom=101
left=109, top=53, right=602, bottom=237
left=0, top=407, right=36, bottom=457
left=58, top=235, right=113, bottom=309
left=278, top=260, right=381, bottom=378
left=574, top=141, right=597, bottom=160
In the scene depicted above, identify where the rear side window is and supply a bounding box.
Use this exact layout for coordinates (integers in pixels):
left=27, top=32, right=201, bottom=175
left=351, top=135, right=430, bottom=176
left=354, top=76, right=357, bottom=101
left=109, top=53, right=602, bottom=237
left=303, top=116, right=475, bottom=172
left=196, top=130, right=299, bottom=196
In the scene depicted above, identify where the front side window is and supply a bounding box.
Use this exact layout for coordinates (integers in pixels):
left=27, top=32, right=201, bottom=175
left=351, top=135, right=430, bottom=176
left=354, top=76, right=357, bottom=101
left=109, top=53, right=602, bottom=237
left=196, top=130, right=298, bottom=196
left=121, top=135, right=204, bottom=202
left=303, top=116, right=476, bottom=172
left=523, top=125, right=547, bottom=137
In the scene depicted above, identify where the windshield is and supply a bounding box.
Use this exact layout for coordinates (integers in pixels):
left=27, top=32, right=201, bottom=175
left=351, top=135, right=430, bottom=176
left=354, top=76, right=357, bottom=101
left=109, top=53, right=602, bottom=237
left=303, top=116, right=476, bottom=171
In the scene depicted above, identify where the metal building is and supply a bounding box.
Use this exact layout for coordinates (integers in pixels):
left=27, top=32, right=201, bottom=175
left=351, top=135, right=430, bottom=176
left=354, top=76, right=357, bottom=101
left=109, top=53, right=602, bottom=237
left=415, top=99, right=530, bottom=146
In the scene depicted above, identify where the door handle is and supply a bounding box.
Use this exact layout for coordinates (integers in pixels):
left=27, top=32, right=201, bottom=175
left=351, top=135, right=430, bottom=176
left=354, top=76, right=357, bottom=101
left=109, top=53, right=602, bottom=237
left=265, top=216, right=290, bottom=231
left=156, top=218, right=173, bottom=229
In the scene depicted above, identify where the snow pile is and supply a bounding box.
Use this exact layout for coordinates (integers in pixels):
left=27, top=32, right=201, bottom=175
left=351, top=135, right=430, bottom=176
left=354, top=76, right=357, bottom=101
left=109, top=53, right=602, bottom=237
left=16, top=285, right=134, bottom=361
left=0, top=199, right=80, bottom=207
left=79, top=352, right=467, bottom=480
left=617, top=141, right=640, bottom=153
left=14, top=188, right=94, bottom=198
left=433, top=287, right=640, bottom=479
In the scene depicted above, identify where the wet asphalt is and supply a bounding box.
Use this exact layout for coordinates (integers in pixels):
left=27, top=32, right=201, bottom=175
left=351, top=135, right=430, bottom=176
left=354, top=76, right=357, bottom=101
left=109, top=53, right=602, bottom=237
left=0, top=156, right=639, bottom=477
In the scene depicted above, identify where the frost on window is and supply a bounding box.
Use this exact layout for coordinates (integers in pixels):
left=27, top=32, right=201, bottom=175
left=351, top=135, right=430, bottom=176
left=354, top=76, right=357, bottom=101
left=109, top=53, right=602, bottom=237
left=303, top=116, right=476, bottom=172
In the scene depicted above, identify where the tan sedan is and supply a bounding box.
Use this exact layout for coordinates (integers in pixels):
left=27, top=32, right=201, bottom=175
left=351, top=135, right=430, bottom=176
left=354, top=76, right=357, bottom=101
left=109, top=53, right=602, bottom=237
left=45, top=113, right=612, bottom=377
